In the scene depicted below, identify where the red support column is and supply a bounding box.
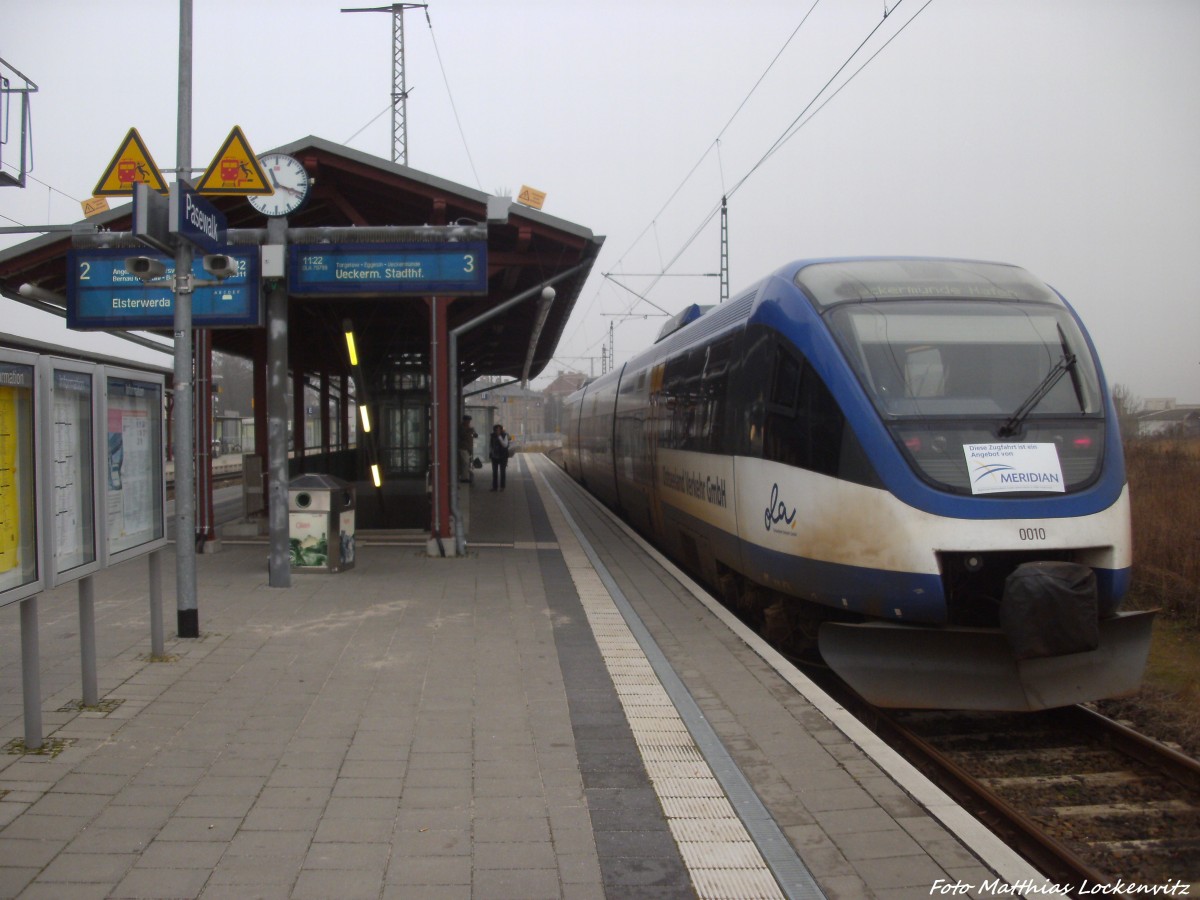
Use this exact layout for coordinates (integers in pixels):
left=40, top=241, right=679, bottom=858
left=195, top=329, right=216, bottom=549
left=428, top=296, right=454, bottom=553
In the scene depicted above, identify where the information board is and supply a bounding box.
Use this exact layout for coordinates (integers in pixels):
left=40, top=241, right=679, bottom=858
left=103, top=370, right=166, bottom=564
left=289, top=242, right=488, bottom=296
left=0, top=351, right=41, bottom=607
left=39, top=359, right=101, bottom=587
left=67, top=248, right=261, bottom=330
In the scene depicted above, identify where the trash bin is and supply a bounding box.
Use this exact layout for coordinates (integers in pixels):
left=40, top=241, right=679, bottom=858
left=288, top=474, right=356, bottom=572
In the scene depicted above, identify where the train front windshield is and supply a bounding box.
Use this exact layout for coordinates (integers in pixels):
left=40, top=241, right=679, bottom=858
left=796, top=260, right=1107, bottom=494
left=826, top=300, right=1102, bottom=420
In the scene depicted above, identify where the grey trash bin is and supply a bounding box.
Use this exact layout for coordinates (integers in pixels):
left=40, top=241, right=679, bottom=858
left=288, top=474, right=356, bottom=572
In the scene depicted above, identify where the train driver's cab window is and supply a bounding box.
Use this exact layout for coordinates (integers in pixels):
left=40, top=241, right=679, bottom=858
left=828, top=302, right=1101, bottom=419
left=904, top=346, right=945, bottom=398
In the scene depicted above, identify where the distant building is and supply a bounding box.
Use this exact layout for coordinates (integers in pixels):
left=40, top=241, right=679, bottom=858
left=541, top=371, right=589, bottom=434
left=1137, top=404, right=1200, bottom=438
left=1142, top=397, right=1179, bottom=413
left=465, top=377, right=545, bottom=438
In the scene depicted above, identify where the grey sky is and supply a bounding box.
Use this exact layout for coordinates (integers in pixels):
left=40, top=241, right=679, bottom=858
left=2, top=1, right=1197, bottom=403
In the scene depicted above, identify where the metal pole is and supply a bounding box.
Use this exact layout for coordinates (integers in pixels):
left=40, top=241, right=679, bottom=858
left=195, top=328, right=215, bottom=547
left=266, top=217, right=291, bottom=587
left=78, top=576, right=98, bottom=707
left=174, top=0, right=199, bottom=637
left=428, top=296, right=446, bottom=555
left=149, top=549, right=165, bottom=657
left=19, top=597, right=42, bottom=750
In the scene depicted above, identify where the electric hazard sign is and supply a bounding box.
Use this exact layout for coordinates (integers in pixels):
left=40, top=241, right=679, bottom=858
left=93, top=128, right=168, bottom=196
left=195, top=126, right=271, bottom=195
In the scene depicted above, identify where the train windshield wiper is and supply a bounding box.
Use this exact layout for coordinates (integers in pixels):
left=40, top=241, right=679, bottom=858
left=998, top=353, right=1077, bottom=438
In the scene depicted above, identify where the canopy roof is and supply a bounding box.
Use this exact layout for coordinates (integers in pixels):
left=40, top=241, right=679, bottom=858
left=0, top=136, right=603, bottom=381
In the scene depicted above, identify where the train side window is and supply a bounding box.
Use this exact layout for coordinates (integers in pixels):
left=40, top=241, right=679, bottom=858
left=702, top=337, right=733, bottom=454
left=769, top=346, right=801, bottom=413
left=765, top=354, right=853, bottom=479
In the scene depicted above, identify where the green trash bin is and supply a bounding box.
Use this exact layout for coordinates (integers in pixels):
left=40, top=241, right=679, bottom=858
left=288, top=474, right=356, bottom=572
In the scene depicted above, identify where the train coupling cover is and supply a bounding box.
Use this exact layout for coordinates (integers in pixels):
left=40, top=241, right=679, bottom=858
left=818, top=610, right=1156, bottom=711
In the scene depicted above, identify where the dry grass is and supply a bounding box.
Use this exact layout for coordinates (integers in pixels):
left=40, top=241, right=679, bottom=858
left=1096, top=438, right=1200, bottom=757
left=1124, top=438, right=1200, bottom=627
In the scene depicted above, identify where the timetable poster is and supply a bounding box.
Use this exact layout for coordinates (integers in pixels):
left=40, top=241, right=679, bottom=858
left=51, top=369, right=96, bottom=574
left=0, top=367, right=37, bottom=596
left=106, top=378, right=164, bottom=556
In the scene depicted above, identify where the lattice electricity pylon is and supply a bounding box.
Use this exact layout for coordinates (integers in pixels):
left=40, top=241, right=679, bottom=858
left=341, top=4, right=428, bottom=166
left=0, top=57, right=38, bottom=188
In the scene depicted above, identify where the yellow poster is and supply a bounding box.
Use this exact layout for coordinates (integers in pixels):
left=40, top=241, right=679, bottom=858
left=0, top=386, right=19, bottom=574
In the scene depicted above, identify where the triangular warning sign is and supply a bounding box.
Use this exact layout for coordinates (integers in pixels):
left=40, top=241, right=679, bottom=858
left=94, top=128, right=168, bottom=196
left=195, top=126, right=271, bottom=195
left=516, top=185, right=546, bottom=210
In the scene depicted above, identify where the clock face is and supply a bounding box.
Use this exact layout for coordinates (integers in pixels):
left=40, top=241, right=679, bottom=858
left=249, top=153, right=309, bottom=216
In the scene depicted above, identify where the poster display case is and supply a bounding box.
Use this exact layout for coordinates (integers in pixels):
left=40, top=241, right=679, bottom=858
left=0, top=349, right=41, bottom=607
left=37, top=358, right=102, bottom=588
left=101, top=367, right=167, bottom=565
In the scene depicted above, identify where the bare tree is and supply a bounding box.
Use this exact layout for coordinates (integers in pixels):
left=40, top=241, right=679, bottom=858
left=1110, top=382, right=1142, bottom=441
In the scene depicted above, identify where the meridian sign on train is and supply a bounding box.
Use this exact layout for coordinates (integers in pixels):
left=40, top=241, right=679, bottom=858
left=66, top=247, right=262, bottom=330
left=288, top=241, right=488, bottom=296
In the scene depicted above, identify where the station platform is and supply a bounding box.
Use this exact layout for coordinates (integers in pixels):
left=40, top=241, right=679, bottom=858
left=0, top=455, right=1045, bottom=899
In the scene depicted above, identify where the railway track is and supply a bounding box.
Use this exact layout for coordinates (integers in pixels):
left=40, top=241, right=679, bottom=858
left=848, top=699, right=1200, bottom=893
left=165, top=470, right=242, bottom=500
left=724, top=581, right=1198, bottom=892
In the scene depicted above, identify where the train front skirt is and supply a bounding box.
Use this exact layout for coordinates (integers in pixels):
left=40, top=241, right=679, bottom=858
left=819, top=610, right=1156, bottom=711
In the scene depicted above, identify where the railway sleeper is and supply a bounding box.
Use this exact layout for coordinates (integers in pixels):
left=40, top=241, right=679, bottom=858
left=1046, top=798, right=1197, bottom=818
left=980, top=771, right=1144, bottom=791
left=1086, top=836, right=1200, bottom=857
left=947, top=747, right=1119, bottom=771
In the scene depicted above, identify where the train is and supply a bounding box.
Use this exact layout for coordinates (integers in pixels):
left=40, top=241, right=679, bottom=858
left=561, top=257, right=1154, bottom=711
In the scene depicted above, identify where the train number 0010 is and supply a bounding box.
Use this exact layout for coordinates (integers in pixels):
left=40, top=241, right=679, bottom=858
left=1018, top=527, right=1047, bottom=541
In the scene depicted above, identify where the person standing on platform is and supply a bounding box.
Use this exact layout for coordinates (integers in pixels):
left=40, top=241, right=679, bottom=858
left=489, top=424, right=511, bottom=491
left=458, top=414, right=477, bottom=483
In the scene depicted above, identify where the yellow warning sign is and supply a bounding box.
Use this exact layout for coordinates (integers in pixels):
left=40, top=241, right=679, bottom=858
left=516, top=185, right=547, bottom=210
left=195, top=126, right=271, bottom=195
left=81, top=196, right=110, bottom=218
left=93, top=128, right=168, bottom=196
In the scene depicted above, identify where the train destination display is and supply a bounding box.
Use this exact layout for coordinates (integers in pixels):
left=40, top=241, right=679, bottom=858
left=289, top=242, right=488, bottom=296
left=67, top=248, right=261, bottom=329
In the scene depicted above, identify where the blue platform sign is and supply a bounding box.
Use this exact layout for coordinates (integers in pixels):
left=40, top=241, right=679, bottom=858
left=289, top=241, right=488, bottom=296
left=170, top=182, right=226, bottom=253
left=66, top=248, right=261, bottom=330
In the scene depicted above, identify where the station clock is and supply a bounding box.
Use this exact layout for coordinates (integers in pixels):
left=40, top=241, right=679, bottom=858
left=249, top=153, right=310, bottom=217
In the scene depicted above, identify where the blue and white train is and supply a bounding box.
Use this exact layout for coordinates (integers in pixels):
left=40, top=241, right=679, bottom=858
left=562, top=258, right=1154, bottom=710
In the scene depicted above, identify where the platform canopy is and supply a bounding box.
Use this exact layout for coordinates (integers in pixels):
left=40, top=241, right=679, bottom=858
left=0, top=136, right=604, bottom=383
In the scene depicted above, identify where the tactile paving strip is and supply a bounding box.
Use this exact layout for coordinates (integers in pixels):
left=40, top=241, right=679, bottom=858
left=531, top=457, right=825, bottom=900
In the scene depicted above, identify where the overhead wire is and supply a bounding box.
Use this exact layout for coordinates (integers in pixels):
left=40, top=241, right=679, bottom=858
left=424, top=8, right=482, bottom=190
left=562, top=0, right=823, bottom=353
left=644, top=0, right=934, bottom=311
left=343, top=103, right=393, bottom=146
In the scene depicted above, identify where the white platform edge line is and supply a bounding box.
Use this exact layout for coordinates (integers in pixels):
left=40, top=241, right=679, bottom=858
left=528, top=457, right=786, bottom=900
left=529, top=454, right=1044, bottom=887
